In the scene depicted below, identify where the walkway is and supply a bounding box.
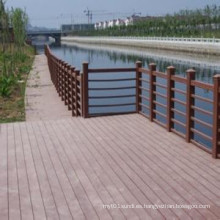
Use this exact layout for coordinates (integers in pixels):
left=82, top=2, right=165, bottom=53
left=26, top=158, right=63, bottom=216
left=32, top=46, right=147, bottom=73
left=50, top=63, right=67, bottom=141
left=1, top=55, right=220, bottom=220
left=25, top=55, right=72, bottom=121
left=1, top=114, right=220, bottom=220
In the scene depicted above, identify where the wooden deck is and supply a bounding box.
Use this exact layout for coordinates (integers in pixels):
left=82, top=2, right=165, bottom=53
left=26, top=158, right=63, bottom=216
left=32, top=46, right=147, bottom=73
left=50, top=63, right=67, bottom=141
left=0, top=114, right=220, bottom=220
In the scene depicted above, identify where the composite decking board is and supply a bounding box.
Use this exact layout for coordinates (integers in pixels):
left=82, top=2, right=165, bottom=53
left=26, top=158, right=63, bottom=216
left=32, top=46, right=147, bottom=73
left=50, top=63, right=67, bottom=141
left=67, top=118, right=154, bottom=220
left=43, top=121, right=112, bottom=220
left=60, top=118, right=146, bottom=218
left=117, top=115, right=220, bottom=189
left=36, top=121, right=77, bottom=219
left=30, top=121, right=70, bottom=220
left=72, top=118, right=172, bottom=220
left=132, top=114, right=220, bottom=170
left=130, top=114, right=220, bottom=176
left=92, top=116, right=204, bottom=220
left=101, top=115, right=220, bottom=219
left=14, top=123, right=34, bottom=220
left=25, top=122, right=60, bottom=220
left=87, top=116, right=209, bottom=220
left=121, top=115, right=220, bottom=196
left=50, top=120, right=127, bottom=220
left=62, top=119, right=149, bottom=220
left=7, top=124, right=21, bottom=220
left=97, top=115, right=219, bottom=219
left=118, top=114, right=220, bottom=180
left=19, top=122, right=47, bottom=220
left=1, top=114, right=220, bottom=220
left=0, top=124, right=8, bottom=220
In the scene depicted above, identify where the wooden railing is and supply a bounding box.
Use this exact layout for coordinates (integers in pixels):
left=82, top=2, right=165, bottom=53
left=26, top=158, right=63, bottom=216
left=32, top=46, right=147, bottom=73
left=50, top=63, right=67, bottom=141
left=82, top=62, right=137, bottom=118
left=45, top=45, right=220, bottom=158
left=45, top=45, right=82, bottom=116
left=136, top=63, right=220, bottom=158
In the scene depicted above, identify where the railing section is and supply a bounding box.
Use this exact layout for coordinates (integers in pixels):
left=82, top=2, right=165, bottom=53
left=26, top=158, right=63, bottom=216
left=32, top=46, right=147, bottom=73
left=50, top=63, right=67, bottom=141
left=45, top=45, right=82, bottom=117
left=45, top=45, right=220, bottom=158
left=82, top=62, right=137, bottom=118
left=137, top=63, right=220, bottom=158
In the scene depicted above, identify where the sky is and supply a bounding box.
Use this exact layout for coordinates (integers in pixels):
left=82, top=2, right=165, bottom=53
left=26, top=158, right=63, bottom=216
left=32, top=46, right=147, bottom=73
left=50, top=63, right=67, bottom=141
left=5, top=0, right=220, bottom=28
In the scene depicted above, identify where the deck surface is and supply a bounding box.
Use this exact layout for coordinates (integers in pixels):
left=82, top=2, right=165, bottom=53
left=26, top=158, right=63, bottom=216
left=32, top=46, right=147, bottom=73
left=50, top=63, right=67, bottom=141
left=0, top=114, right=220, bottom=220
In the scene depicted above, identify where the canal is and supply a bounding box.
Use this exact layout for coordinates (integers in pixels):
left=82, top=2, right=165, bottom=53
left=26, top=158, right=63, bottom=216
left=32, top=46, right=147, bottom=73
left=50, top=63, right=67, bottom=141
left=37, top=41, right=220, bottom=150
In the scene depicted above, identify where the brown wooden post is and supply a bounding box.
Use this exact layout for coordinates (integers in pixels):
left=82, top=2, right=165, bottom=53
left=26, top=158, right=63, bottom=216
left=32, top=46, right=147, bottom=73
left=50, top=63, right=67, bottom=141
left=64, top=63, right=68, bottom=105
left=57, top=60, right=61, bottom=94
left=136, top=61, right=142, bottom=113
left=60, top=61, right=64, bottom=100
left=212, top=74, right=220, bottom=158
left=80, top=73, right=84, bottom=117
left=58, top=60, right=62, bottom=97
left=149, top=63, right=156, bottom=122
left=167, top=66, right=175, bottom=132
left=55, top=59, right=59, bottom=91
left=186, top=69, right=196, bottom=142
left=82, top=62, right=89, bottom=118
left=67, top=65, right=72, bottom=110
left=75, top=70, right=80, bottom=117
left=70, top=68, right=75, bottom=116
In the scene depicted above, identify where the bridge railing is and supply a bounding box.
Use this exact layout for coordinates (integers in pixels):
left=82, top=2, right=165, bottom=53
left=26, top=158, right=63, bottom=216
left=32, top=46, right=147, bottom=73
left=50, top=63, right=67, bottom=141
left=45, top=45, right=82, bottom=116
left=45, top=45, right=220, bottom=158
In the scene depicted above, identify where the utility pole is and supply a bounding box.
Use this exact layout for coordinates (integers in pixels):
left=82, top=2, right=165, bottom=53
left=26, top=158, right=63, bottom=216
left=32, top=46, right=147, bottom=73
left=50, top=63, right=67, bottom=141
left=84, top=8, right=92, bottom=24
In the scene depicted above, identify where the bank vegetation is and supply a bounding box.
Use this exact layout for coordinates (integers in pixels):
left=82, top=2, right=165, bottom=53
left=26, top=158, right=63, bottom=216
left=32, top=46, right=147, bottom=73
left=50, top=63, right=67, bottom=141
left=0, top=0, right=34, bottom=123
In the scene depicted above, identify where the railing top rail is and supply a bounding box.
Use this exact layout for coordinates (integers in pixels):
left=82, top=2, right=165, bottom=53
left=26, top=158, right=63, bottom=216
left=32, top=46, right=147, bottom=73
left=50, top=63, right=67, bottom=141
left=88, top=67, right=136, bottom=73
left=138, top=66, right=214, bottom=91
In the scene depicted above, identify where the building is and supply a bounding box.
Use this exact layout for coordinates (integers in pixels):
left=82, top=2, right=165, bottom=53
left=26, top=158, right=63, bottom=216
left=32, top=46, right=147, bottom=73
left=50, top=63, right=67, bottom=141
left=61, top=24, right=94, bottom=33
left=103, top=21, right=108, bottom=29
left=115, top=19, right=125, bottom=27
left=108, top=19, right=117, bottom=28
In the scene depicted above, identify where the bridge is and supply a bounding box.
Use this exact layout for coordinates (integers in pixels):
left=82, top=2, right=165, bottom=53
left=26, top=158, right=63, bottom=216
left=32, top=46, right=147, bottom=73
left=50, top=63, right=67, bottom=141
left=27, top=30, right=66, bottom=44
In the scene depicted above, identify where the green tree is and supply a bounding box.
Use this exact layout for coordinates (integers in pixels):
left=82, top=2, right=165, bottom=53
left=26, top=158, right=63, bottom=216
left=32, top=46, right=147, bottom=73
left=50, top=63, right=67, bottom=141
left=11, top=8, right=28, bottom=52
left=0, top=0, right=10, bottom=52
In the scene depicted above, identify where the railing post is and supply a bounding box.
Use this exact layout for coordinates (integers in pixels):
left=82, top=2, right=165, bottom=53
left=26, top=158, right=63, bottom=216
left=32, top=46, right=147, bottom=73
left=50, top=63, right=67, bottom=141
left=167, top=66, right=175, bottom=132
left=149, top=63, right=156, bottom=122
left=57, top=60, right=61, bottom=94
left=212, top=74, right=220, bottom=158
left=64, top=63, right=68, bottom=105
left=186, top=69, right=195, bottom=142
left=60, top=61, right=64, bottom=100
left=67, top=65, right=72, bottom=110
left=70, top=68, right=75, bottom=116
left=80, top=73, right=84, bottom=117
left=136, top=61, right=142, bottom=113
left=82, top=62, right=89, bottom=118
left=75, top=70, right=80, bottom=117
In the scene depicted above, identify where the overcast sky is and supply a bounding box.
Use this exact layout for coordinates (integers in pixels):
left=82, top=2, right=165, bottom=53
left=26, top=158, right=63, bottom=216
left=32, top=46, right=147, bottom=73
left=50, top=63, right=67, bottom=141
left=5, top=0, right=220, bottom=28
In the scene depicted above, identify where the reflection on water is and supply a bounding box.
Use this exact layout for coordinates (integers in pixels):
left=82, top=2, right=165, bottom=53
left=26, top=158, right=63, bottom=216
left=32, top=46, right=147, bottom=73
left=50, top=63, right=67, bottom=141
left=52, top=42, right=219, bottom=84
left=35, top=41, right=220, bottom=149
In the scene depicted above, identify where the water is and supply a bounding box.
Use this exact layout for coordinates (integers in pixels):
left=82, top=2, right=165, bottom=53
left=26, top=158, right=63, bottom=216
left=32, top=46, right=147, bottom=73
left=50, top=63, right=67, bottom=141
left=36, top=41, right=220, bottom=149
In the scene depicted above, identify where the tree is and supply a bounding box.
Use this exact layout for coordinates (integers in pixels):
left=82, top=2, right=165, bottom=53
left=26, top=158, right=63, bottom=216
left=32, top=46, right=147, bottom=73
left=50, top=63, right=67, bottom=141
left=0, top=0, right=10, bottom=52
left=11, top=8, right=28, bottom=52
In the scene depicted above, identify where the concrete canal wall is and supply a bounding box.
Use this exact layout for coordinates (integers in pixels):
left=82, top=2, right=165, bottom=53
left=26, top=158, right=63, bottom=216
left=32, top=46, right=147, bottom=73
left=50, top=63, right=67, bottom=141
left=61, top=36, right=220, bottom=56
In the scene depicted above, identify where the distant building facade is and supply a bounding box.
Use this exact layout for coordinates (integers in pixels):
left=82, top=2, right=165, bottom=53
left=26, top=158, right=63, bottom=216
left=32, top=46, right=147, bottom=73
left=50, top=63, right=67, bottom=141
left=61, top=24, right=94, bottom=33
left=94, top=15, right=158, bottom=30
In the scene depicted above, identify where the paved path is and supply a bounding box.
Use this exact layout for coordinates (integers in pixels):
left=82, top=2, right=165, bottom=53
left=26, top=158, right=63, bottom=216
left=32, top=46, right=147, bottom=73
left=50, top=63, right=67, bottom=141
left=25, top=55, right=72, bottom=121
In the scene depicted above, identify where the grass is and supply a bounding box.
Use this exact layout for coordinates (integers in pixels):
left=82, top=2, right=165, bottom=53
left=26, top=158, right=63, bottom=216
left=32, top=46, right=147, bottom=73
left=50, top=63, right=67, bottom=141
left=0, top=44, right=35, bottom=123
